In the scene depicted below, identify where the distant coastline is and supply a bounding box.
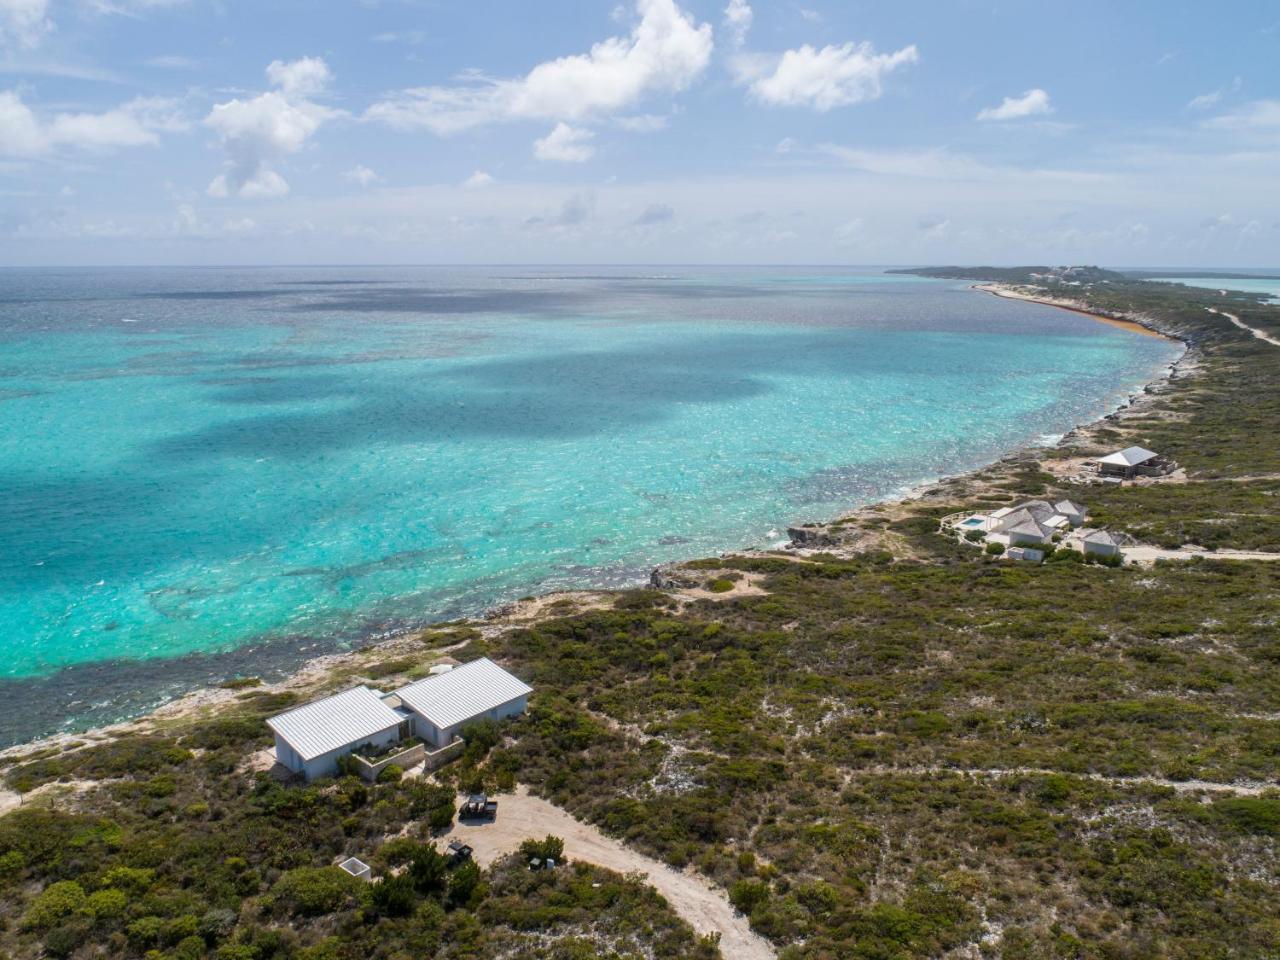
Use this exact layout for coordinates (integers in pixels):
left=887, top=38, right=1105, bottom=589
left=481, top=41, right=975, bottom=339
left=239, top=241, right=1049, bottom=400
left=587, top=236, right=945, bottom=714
left=973, top=282, right=1178, bottom=341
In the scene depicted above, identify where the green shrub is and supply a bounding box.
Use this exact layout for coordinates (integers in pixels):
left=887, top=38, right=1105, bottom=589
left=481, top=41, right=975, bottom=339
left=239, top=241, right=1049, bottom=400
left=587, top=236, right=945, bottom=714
left=447, top=860, right=482, bottom=908
left=985, top=542, right=1006, bottom=555
left=0, top=848, right=25, bottom=881
left=377, top=764, right=403, bottom=783
left=219, top=677, right=262, bottom=690
left=22, top=880, right=86, bottom=931
left=729, top=878, right=770, bottom=915
left=518, top=835, right=565, bottom=863
left=408, top=844, right=449, bottom=894
left=270, top=866, right=364, bottom=916
left=369, top=874, right=417, bottom=917
left=80, top=887, right=127, bottom=921
left=708, top=578, right=735, bottom=593
left=42, top=920, right=91, bottom=958
left=126, top=916, right=164, bottom=946
left=102, top=866, right=155, bottom=892
left=1213, top=797, right=1280, bottom=837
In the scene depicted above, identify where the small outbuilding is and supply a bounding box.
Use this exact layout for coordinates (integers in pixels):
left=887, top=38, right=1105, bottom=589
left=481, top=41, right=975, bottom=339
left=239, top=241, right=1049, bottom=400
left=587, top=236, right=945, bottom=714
left=1005, top=546, right=1045, bottom=563
left=395, top=657, right=532, bottom=748
left=339, top=857, right=372, bottom=881
left=1096, top=446, right=1160, bottom=479
left=267, top=686, right=408, bottom=782
left=1079, top=529, right=1123, bottom=558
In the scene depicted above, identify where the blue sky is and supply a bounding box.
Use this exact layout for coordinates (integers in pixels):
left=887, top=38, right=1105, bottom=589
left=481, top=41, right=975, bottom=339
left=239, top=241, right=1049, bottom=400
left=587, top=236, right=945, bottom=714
left=0, top=0, right=1277, bottom=266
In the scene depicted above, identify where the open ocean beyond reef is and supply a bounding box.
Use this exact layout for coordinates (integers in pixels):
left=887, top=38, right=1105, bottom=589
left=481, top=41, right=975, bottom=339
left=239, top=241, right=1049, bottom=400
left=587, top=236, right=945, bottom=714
left=0, top=266, right=1182, bottom=744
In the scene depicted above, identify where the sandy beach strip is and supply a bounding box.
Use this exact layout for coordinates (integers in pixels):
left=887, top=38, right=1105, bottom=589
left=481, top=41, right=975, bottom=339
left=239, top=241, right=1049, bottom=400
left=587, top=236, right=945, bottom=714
left=975, top=282, right=1175, bottom=340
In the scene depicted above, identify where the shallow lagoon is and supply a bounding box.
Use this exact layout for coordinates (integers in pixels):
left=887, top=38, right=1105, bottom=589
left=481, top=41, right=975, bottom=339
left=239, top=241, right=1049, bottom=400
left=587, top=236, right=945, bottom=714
left=0, top=266, right=1181, bottom=741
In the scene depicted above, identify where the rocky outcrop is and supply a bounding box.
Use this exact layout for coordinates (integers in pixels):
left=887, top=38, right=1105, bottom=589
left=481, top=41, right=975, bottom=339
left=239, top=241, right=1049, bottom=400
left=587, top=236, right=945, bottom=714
left=649, top=566, right=701, bottom=590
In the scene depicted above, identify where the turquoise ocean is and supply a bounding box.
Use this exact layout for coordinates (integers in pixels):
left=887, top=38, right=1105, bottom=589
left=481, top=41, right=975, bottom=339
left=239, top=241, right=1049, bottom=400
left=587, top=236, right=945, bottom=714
left=0, top=267, right=1181, bottom=743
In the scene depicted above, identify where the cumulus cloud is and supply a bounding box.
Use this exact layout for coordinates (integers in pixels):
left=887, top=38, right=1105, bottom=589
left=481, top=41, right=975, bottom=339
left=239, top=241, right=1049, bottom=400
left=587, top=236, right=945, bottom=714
left=204, top=56, right=339, bottom=199
left=462, top=169, right=494, bottom=188
left=266, top=56, right=331, bottom=98
left=723, top=0, right=752, bottom=46
left=1205, top=99, right=1280, bottom=130
left=341, top=164, right=379, bottom=186
left=976, top=88, right=1053, bottom=121
left=738, top=41, right=918, bottom=111
left=0, top=0, right=51, bottom=48
left=632, top=202, right=675, bottom=225
left=0, top=90, right=184, bottom=156
left=524, top=192, right=596, bottom=229
left=534, top=122, right=595, bottom=162
left=365, top=0, right=712, bottom=134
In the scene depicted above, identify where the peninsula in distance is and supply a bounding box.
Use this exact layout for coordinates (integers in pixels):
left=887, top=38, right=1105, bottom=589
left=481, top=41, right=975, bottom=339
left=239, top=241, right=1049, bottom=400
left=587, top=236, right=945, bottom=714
left=1, top=2, right=1278, bottom=959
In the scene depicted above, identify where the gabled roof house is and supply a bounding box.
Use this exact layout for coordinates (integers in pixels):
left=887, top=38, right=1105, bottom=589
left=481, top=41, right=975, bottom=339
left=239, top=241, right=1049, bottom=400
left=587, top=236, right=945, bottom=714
left=267, top=658, right=533, bottom=781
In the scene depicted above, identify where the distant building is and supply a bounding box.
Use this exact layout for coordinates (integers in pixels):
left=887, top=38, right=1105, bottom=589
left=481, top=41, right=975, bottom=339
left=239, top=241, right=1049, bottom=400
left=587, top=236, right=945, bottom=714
left=1053, top=500, right=1088, bottom=527
left=1096, top=446, right=1162, bottom=480
left=267, top=657, right=533, bottom=780
left=267, top=686, right=408, bottom=782
left=988, top=500, right=1074, bottom=545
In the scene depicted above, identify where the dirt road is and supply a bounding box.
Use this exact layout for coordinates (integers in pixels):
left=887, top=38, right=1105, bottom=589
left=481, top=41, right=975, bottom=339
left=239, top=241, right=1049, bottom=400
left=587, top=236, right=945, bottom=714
left=446, top=786, right=775, bottom=960
left=1208, top=307, right=1280, bottom=348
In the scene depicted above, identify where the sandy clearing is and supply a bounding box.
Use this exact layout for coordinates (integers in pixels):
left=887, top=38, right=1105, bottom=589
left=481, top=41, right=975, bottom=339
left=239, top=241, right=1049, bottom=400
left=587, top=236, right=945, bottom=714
left=849, top=765, right=1276, bottom=796
left=1125, top=545, right=1280, bottom=565
left=444, top=786, right=775, bottom=960
left=1208, top=308, right=1280, bottom=348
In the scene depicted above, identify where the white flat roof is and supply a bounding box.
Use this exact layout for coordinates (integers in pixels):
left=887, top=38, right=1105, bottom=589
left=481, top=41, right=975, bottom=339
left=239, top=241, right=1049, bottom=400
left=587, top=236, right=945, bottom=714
left=395, top=657, right=532, bottom=731
left=1098, top=446, right=1157, bottom=467
left=267, top=686, right=403, bottom=762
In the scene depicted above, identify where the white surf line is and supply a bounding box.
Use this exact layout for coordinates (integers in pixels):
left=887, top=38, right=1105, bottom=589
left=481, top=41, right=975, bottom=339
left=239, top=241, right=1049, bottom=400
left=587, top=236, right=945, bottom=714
left=447, top=786, right=776, bottom=959
left=1207, top=307, right=1280, bottom=348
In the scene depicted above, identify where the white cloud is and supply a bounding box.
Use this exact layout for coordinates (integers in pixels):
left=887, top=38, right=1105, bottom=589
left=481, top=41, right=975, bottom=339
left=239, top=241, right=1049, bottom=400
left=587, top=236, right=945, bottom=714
left=145, top=54, right=198, bottom=69
left=723, top=0, right=751, bottom=46
left=615, top=112, right=668, bottom=131
left=204, top=57, right=340, bottom=199
left=342, top=164, right=379, bottom=186
left=740, top=41, right=918, bottom=111
left=918, top=216, right=950, bottom=239
left=0, top=0, right=51, bottom=48
left=371, top=30, right=425, bottom=45
left=265, top=56, right=331, bottom=99
left=1187, top=90, right=1222, bottom=110
left=833, top=217, right=864, bottom=245
left=1206, top=99, right=1280, bottom=130
left=524, top=192, right=596, bottom=229
left=0, top=90, right=184, bottom=156
left=462, top=169, right=494, bottom=188
left=819, top=144, right=1107, bottom=184
left=366, top=0, right=712, bottom=133
left=976, top=88, right=1053, bottom=121
left=533, top=122, right=595, bottom=162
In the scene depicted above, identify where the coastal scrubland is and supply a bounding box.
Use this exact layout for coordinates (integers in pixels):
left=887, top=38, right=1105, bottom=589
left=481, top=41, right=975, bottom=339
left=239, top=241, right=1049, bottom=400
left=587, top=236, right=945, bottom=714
left=2, top=272, right=1278, bottom=959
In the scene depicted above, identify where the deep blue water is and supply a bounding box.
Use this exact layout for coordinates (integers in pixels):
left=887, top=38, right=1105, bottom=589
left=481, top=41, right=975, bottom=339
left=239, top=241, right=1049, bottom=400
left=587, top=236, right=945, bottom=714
left=0, top=266, right=1181, bottom=742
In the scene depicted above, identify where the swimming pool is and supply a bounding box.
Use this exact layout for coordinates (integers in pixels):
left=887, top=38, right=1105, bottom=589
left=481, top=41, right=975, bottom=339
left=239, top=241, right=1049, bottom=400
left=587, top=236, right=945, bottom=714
left=961, top=517, right=986, bottom=527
